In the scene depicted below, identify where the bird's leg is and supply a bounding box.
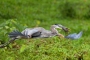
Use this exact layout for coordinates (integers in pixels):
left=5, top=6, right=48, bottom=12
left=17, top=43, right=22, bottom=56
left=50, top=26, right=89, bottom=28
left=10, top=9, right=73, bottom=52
left=58, top=34, right=64, bottom=38
left=26, top=35, right=32, bottom=42
left=27, top=35, right=32, bottom=38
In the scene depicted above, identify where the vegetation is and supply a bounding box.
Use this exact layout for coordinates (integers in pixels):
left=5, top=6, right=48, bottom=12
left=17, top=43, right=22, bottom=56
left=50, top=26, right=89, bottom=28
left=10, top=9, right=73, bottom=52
left=0, top=0, right=90, bottom=60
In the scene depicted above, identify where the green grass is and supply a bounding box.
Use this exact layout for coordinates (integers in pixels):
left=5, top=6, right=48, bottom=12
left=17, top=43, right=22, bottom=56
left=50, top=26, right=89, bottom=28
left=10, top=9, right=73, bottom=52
left=0, top=19, right=90, bottom=60
left=0, top=0, right=90, bottom=60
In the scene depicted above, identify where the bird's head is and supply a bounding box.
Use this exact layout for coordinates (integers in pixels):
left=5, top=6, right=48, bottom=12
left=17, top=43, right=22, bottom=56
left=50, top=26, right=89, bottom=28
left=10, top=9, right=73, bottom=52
left=54, top=24, right=69, bottom=33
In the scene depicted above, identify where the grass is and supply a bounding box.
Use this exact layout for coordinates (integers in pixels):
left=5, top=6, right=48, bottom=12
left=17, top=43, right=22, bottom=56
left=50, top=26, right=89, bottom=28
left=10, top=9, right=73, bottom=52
left=0, top=19, right=90, bottom=60
left=0, top=0, right=90, bottom=60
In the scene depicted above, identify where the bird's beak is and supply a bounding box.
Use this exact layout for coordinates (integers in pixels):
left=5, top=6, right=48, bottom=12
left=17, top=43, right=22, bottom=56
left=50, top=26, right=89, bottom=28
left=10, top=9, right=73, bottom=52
left=62, top=27, right=69, bottom=33
left=58, top=24, right=69, bottom=33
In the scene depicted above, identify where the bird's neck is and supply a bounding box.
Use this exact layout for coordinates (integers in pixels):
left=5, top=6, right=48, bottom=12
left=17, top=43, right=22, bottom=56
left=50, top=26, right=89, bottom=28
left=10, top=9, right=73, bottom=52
left=50, top=27, right=58, bottom=35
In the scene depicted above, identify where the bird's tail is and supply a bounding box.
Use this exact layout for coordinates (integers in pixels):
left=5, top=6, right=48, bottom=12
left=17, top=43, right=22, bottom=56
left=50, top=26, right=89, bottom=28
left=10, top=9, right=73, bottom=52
left=8, top=30, right=26, bottom=39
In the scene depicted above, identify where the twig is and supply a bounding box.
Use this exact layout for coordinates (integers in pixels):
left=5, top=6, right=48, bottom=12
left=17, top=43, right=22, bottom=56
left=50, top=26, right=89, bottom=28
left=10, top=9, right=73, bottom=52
left=0, top=38, right=17, bottom=48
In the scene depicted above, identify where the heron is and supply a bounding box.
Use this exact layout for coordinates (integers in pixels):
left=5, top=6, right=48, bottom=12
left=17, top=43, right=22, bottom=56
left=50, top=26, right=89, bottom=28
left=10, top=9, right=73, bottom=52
left=9, top=24, right=68, bottom=39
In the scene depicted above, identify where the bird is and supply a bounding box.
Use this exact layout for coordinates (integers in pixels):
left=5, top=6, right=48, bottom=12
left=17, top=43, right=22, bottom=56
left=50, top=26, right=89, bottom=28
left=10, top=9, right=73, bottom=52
left=8, top=24, right=68, bottom=39
left=65, top=31, right=83, bottom=40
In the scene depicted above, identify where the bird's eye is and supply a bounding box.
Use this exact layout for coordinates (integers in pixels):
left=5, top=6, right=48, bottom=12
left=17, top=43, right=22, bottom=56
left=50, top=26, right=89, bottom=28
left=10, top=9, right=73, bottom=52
left=54, top=24, right=58, bottom=25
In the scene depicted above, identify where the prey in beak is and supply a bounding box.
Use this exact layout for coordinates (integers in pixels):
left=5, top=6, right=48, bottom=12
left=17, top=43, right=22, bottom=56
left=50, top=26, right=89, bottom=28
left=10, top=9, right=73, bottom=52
left=62, top=27, right=69, bottom=33
left=58, top=24, right=69, bottom=33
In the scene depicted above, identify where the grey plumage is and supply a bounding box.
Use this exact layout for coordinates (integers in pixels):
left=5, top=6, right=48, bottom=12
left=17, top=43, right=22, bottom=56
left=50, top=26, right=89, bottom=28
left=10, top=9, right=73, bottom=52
left=31, top=31, right=41, bottom=38
left=65, top=31, right=83, bottom=40
left=8, top=24, right=68, bottom=39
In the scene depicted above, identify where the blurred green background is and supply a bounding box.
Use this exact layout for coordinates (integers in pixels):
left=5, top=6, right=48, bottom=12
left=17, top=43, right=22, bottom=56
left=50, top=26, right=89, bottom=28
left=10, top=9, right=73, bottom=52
left=0, top=0, right=90, bottom=60
left=0, top=0, right=90, bottom=20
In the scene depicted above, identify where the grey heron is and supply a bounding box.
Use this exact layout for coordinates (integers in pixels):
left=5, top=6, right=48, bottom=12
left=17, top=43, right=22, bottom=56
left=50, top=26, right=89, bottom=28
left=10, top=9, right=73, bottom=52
left=9, top=24, right=68, bottom=39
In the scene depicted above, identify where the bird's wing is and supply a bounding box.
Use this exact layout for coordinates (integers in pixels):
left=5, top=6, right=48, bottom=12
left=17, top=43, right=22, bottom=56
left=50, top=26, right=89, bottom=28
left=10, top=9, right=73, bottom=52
left=21, top=28, right=32, bottom=36
left=65, top=31, right=83, bottom=39
left=74, top=31, right=83, bottom=39
left=65, top=33, right=77, bottom=39
left=31, top=31, right=41, bottom=38
left=21, top=27, right=45, bottom=38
